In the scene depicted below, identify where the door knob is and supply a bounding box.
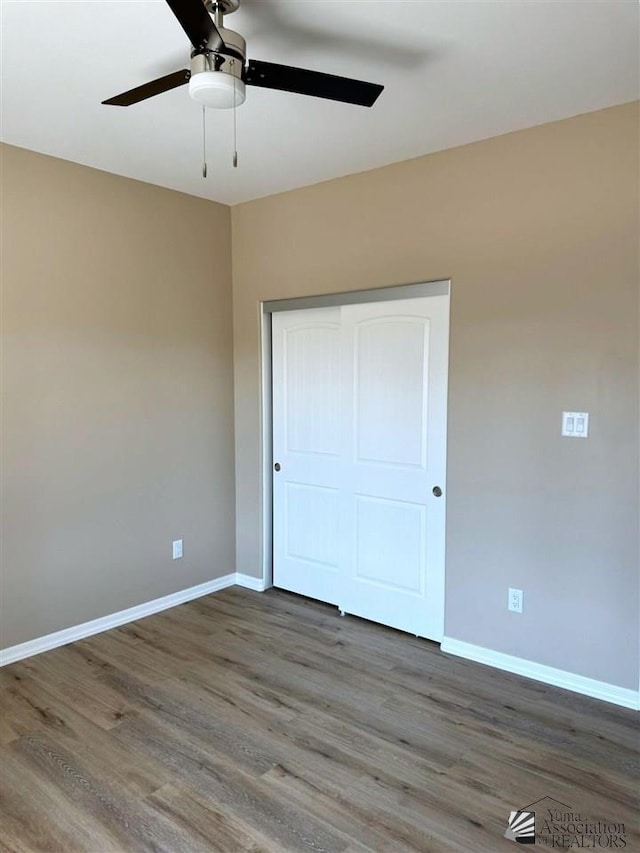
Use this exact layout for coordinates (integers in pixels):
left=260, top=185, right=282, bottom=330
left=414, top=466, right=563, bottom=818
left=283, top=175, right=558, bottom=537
left=432, top=486, right=442, bottom=497
left=274, top=463, right=281, bottom=472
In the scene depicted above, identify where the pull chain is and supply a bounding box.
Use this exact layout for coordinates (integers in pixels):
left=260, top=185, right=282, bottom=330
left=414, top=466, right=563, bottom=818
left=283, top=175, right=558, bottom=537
left=233, top=71, right=238, bottom=168
left=202, top=106, right=208, bottom=179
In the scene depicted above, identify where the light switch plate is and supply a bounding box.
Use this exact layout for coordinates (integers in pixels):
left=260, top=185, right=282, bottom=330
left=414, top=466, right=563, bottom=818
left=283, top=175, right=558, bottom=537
left=562, top=411, right=589, bottom=438
left=172, top=539, right=183, bottom=560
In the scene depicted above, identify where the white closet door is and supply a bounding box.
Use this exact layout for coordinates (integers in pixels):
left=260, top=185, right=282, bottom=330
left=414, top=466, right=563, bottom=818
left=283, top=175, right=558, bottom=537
left=272, top=307, right=343, bottom=604
left=339, top=296, right=448, bottom=639
left=272, top=294, right=448, bottom=641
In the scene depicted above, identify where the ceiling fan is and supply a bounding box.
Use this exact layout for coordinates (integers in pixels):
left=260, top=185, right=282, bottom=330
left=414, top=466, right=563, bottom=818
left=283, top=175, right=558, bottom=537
left=102, top=0, right=384, bottom=111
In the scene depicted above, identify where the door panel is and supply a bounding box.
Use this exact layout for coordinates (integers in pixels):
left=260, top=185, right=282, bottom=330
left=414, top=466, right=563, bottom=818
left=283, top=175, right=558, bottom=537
left=354, top=495, right=425, bottom=593
left=285, top=482, right=340, bottom=569
left=355, top=319, right=429, bottom=468
left=284, top=323, right=340, bottom=456
left=340, top=296, right=448, bottom=639
left=272, top=308, right=342, bottom=604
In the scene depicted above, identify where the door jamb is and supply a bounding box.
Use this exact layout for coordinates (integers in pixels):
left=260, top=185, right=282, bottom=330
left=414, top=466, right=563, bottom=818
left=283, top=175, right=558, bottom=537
left=259, top=310, right=274, bottom=588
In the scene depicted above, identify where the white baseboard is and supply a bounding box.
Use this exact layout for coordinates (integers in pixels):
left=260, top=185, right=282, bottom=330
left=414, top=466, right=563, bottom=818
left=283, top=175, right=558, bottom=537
left=13, top=585, right=633, bottom=713
left=441, top=637, right=639, bottom=711
left=0, top=572, right=269, bottom=667
left=236, top=572, right=269, bottom=592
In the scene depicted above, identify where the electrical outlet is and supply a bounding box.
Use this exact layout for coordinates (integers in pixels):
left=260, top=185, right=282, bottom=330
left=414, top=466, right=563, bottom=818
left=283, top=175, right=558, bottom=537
left=508, top=587, right=523, bottom=613
left=172, top=539, right=183, bottom=560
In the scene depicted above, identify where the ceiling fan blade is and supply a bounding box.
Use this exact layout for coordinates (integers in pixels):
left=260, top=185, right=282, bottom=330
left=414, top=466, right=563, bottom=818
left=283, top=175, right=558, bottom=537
left=102, top=70, right=191, bottom=106
left=244, top=60, right=383, bottom=107
left=164, top=0, right=223, bottom=52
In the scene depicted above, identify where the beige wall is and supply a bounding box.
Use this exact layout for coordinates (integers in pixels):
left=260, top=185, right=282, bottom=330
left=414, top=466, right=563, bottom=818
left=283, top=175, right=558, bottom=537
left=1, top=144, right=235, bottom=648
left=2, top=104, right=638, bottom=691
left=232, top=103, right=639, bottom=690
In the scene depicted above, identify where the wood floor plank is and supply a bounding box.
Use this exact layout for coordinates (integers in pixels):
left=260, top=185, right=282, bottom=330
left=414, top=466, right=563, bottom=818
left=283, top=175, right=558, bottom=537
left=4, top=675, right=171, bottom=798
left=174, top=661, right=465, bottom=784
left=1, top=586, right=638, bottom=852
left=0, top=746, right=122, bottom=853
left=71, top=629, right=178, bottom=684
left=112, top=711, right=353, bottom=852
left=258, top=762, right=429, bottom=853
left=2, top=657, right=135, bottom=733
left=6, top=731, right=219, bottom=852
left=147, top=783, right=277, bottom=852
left=0, top=672, right=69, bottom=747
left=447, top=747, right=640, bottom=848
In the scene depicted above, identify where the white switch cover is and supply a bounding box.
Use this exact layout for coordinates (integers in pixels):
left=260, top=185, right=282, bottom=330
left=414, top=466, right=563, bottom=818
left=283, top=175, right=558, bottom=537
left=172, top=539, right=183, bottom=560
left=562, top=412, right=589, bottom=438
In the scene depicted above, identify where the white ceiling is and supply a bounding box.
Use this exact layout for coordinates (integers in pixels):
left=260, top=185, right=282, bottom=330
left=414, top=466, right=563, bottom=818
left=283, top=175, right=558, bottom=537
left=1, top=0, right=638, bottom=205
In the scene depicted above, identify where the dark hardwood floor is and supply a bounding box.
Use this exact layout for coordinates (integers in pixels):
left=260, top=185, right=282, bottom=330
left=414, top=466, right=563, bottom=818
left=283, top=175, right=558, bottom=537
left=0, top=587, right=637, bottom=852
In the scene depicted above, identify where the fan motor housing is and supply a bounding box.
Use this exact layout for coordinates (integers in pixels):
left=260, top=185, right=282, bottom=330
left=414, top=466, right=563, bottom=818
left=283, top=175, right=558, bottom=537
left=189, top=26, right=246, bottom=107
left=191, top=25, right=246, bottom=76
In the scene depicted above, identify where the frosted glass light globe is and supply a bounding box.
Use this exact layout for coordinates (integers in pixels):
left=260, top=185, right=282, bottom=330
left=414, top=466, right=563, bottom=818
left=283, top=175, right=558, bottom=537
left=189, top=71, right=246, bottom=109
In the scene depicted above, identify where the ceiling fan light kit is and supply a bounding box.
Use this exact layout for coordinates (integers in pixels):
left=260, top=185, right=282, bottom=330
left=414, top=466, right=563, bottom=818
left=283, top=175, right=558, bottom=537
left=188, top=69, right=245, bottom=108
